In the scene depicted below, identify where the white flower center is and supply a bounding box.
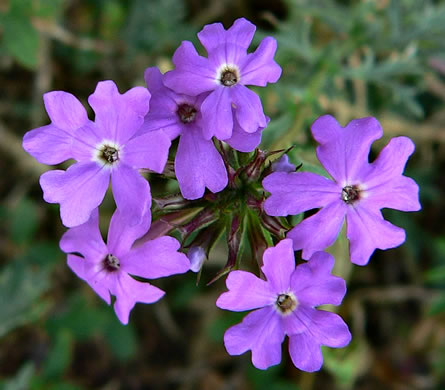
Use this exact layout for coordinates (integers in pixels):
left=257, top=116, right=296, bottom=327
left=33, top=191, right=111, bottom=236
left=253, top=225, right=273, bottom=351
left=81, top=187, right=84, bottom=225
left=216, top=64, right=240, bottom=87
left=340, top=183, right=367, bottom=205
left=93, top=140, right=122, bottom=168
left=275, top=291, right=298, bottom=316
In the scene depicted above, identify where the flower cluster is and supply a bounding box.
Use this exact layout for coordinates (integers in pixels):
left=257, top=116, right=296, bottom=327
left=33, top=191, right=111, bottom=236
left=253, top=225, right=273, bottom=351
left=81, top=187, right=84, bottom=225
left=23, top=17, right=420, bottom=372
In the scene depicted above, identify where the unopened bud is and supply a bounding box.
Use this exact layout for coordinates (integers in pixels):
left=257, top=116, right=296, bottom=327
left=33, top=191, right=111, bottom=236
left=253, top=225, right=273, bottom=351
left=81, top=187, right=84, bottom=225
left=271, top=154, right=296, bottom=173
left=187, top=246, right=206, bottom=272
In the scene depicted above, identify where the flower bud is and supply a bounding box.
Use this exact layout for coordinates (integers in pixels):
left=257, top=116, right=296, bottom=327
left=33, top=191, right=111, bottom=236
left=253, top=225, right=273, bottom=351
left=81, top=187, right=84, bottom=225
left=187, top=246, right=206, bottom=272
left=271, top=154, right=296, bottom=173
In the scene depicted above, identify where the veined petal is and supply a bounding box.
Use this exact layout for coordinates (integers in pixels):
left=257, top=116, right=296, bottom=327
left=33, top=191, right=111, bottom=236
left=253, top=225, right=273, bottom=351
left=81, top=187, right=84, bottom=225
left=201, top=87, right=233, bottom=140
left=138, top=114, right=180, bottom=140
left=240, top=37, right=282, bottom=86
left=225, top=115, right=264, bottom=152
left=261, top=239, right=295, bottom=293
left=290, top=251, right=346, bottom=307
left=113, top=273, right=165, bottom=325
left=111, top=163, right=151, bottom=226
left=224, top=306, right=284, bottom=370
left=287, top=201, right=346, bottom=260
left=346, top=205, right=406, bottom=265
left=107, top=207, right=151, bottom=258
left=231, top=85, right=267, bottom=133
left=43, top=91, right=88, bottom=132
left=40, top=162, right=110, bottom=227
left=311, top=115, right=383, bottom=183
left=60, top=208, right=107, bottom=260
left=123, top=130, right=171, bottom=173
left=216, top=271, right=275, bottom=311
left=197, top=22, right=226, bottom=53
left=288, top=332, right=323, bottom=372
left=263, top=171, right=340, bottom=216
left=121, top=236, right=190, bottom=279
left=293, top=307, right=351, bottom=348
left=67, top=254, right=111, bottom=305
left=88, top=81, right=150, bottom=144
left=361, top=137, right=421, bottom=212
left=198, top=18, right=255, bottom=53
left=175, top=126, right=228, bottom=200
left=227, top=18, right=256, bottom=49
left=164, top=41, right=216, bottom=96
left=23, top=125, right=74, bottom=165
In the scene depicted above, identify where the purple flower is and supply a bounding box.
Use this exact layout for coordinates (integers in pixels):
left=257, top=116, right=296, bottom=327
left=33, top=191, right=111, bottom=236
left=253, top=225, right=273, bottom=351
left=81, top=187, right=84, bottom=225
left=141, top=67, right=260, bottom=199
left=163, top=18, right=281, bottom=141
left=216, top=239, right=351, bottom=371
left=23, top=80, right=171, bottom=227
left=60, top=208, right=190, bottom=324
left=263, top=115, right=421, bottom=265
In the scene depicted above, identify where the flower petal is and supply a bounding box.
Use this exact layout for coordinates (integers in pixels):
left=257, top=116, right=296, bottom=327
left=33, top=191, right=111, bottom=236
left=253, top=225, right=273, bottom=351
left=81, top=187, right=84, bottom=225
left=88, top=80, right=150, bottom=144
left=216, top=270, right=275, bottom=311
left=240, top=37, right=282, bottom=86
left=227, top=18, right=256, bottom=49
left=111, top=163, right=151, bottom=226
left=263, top=171, right=340, bottom=217
left=261, top=239, right=295, bottom=293
left=107, top=207, right=151, bottom=258
left=40, top=162, right=110, bottom=227
left=311, top=115, right=383, bottom=183
left=23, top=125, right=74, bottom=165
left=175, top=126, right=228, bottom=200
left=297, top=307, right=351, bottom=348
left=121, top=236, right=190, bottom=279
left=60, top=208, right=107, bottom=260
left=288, top=307, right=351, bottom=371
left=43, top=91, right=88, bottom=132
left=198, top=18, right=255, bottom=53
left=225, top=116, right=264, bottom=152
left=231, top=85, right=267, bottom=133
left=201, top=87, right=233, bottom=140
left=287, top=201, right=346, bottom=260
left=123, top=130, right=171, bottom=173
left=290, top=251, right=346, bottom=307
left=67, top=254, right=111, bottom=305
left=288, top=332, right=323, bottom=372
left=346, top=205, right=406, bottom=265
left=164, top=41, right=216, bottom=96
left=361, top=137, right=421, bottom=212
left=223, top=306, right=284, bottom=370
left=113, top=273, right=165, bottom=325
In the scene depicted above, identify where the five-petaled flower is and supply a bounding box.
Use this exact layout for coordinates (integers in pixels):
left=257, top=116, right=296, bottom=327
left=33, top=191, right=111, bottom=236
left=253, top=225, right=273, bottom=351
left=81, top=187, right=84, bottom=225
left=23, top=80, right=171, bottom=227
left=163, top=17, right=281, bottom=141
left=216, top=239, right=351, bottom=371
left=263, top=115, right=421, bottom=265
left=60, top=208, right=190, bottom=324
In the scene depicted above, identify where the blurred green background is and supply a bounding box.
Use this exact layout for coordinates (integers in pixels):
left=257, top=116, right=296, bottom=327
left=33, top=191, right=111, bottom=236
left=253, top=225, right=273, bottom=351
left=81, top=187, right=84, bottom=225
left=0, top=0, right=444, bottom=389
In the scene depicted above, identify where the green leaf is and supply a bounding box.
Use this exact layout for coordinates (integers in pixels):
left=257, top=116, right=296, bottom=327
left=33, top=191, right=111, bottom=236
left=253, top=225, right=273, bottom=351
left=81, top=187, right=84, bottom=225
left=0, top=261, right=50, bottom=337
left=428, top=294, right=445, bottom=316
left=1, top=10, right=39, bottom=69
left=0, top=363, right=34, bottom=390
left=42, top=330, right=73, bottom=380
left=8, top=198, right=39, bottom=244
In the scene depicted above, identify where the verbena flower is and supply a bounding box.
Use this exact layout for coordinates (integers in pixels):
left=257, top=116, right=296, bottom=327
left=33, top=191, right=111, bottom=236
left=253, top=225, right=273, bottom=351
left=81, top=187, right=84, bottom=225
left=263, top=115, right=421, bottom=265
left=60, top=208, right=190, bottom=324
left=139, top=67, right=228, bottom=199
left=23, top=80, right=170, bottom=227
left=216, top=239, right=351, bottom=371
left=163, top=18, right=281, bottom=141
